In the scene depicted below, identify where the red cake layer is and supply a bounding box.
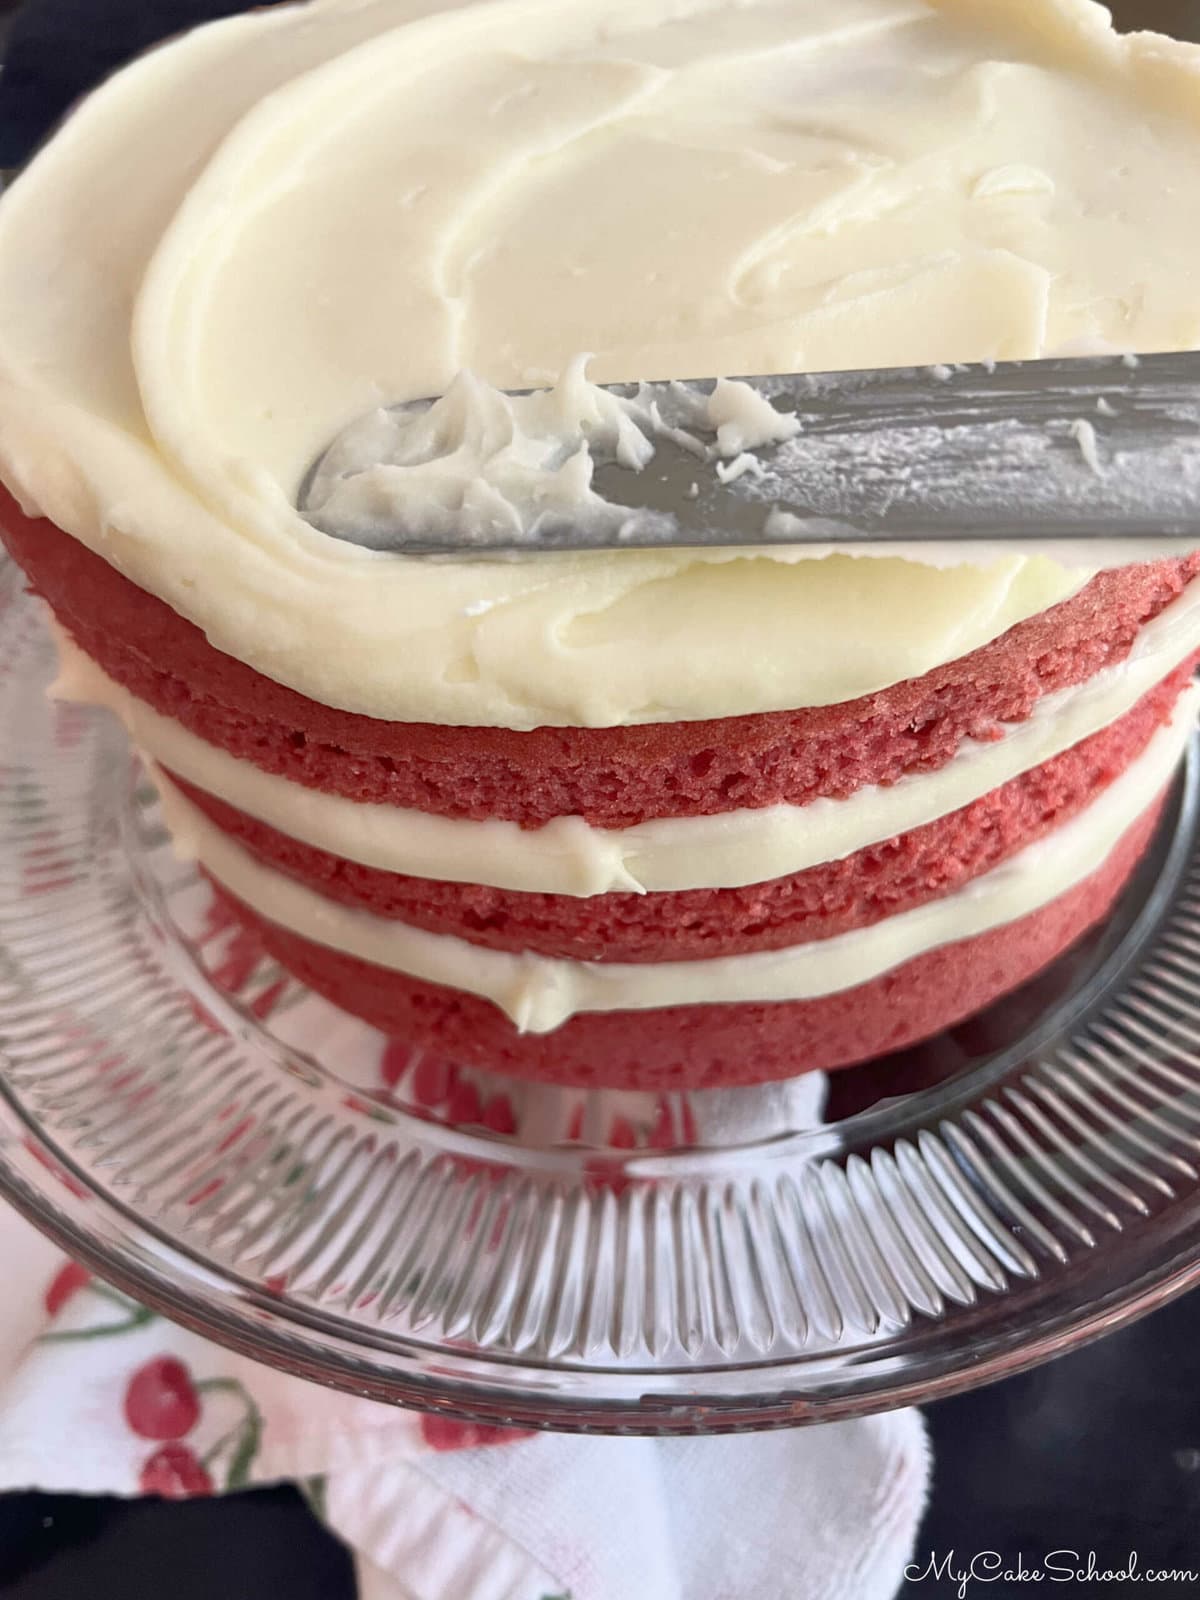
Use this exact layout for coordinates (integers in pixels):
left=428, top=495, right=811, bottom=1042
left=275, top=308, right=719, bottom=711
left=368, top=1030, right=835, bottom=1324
left=4, top=492, right=1198, bottom=828
left=208, top=795, right=1163, bottom=1090
left=167, top=658, right=1193, bottom=963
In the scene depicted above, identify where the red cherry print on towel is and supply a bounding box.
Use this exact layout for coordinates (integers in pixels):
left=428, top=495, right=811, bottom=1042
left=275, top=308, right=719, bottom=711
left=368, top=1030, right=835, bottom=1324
left=420, top=1415, right=534, bottom=1452
left=44, top=1260, right=91, bottom=1316
left=139, top=1443, right=214, bottom=1498
left=123, top=1357, right=201, bottom=1441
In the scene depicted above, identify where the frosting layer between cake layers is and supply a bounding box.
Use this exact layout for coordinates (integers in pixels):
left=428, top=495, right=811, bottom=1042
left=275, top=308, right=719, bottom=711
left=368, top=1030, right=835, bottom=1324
left=147, top=688, right=1198, bottom=1034
left=3, top=0, right=1200, bottom=729
left=49, top=585, right=1200, bottom=895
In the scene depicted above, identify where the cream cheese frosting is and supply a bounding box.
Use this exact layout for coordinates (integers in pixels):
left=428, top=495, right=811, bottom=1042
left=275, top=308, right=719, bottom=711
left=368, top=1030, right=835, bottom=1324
left=148, top=688, right=1199, bottom=1031
left=4, top=0, right=1200, bottom=729
left=302, top=359, right=805, bottom=548
left=50, top=577, right=1200, bottom=894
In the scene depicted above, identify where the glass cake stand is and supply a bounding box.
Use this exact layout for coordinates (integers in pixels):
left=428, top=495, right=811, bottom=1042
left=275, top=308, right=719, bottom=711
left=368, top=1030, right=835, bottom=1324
left=3, top=555, right=1200, bottom=1433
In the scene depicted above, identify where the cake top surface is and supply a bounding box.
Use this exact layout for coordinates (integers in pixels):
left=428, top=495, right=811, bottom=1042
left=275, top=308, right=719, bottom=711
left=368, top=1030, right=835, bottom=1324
left=1, top=0, right=1199, bottom=729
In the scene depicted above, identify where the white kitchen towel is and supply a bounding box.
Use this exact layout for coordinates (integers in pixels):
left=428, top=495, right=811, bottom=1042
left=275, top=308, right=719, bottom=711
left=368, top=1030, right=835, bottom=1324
left=0, top=1202, right=928, bottom=1600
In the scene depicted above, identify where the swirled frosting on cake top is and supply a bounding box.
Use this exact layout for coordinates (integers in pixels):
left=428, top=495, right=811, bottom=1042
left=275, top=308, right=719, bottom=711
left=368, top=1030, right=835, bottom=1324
left=1, top=0, right=1199, bottom=729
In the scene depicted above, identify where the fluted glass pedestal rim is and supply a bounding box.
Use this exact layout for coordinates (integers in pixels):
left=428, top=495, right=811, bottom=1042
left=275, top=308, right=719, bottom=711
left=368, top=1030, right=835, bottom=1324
left=3, top=555, right=1200, bottom=1433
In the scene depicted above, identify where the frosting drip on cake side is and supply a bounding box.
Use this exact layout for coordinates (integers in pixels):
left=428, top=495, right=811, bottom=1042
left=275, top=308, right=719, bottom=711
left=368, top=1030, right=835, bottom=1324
left=2, top=0, right=1200, bottom=728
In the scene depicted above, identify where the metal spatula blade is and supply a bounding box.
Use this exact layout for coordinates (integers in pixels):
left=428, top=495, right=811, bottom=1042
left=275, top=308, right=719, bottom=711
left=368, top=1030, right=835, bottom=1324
left=301, top=350, right=1200, bottom=555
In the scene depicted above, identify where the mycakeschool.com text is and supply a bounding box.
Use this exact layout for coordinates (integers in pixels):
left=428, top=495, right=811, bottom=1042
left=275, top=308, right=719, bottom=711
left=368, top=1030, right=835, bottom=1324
left=904, top=1550, right=1199, bottom=1596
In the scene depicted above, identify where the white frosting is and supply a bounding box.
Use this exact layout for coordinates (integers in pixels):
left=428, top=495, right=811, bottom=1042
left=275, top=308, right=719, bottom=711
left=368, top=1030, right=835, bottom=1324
left=304, top=358, right=802, bottom=547
left=3, top=0, right=1200, bottom=728
left=49, top=575, right=1200, bottom=893
left=147, top=689, right=1199, bottom=1031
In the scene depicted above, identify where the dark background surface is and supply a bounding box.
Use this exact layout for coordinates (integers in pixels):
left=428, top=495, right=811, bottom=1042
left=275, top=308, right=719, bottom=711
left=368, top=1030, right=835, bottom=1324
left=4, top=1, right=1200, bottom=1595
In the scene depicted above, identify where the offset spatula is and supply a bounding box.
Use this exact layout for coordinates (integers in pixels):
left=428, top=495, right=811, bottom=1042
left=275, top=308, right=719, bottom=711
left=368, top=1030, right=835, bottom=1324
left=302, top=350, right=1200, bottom=554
